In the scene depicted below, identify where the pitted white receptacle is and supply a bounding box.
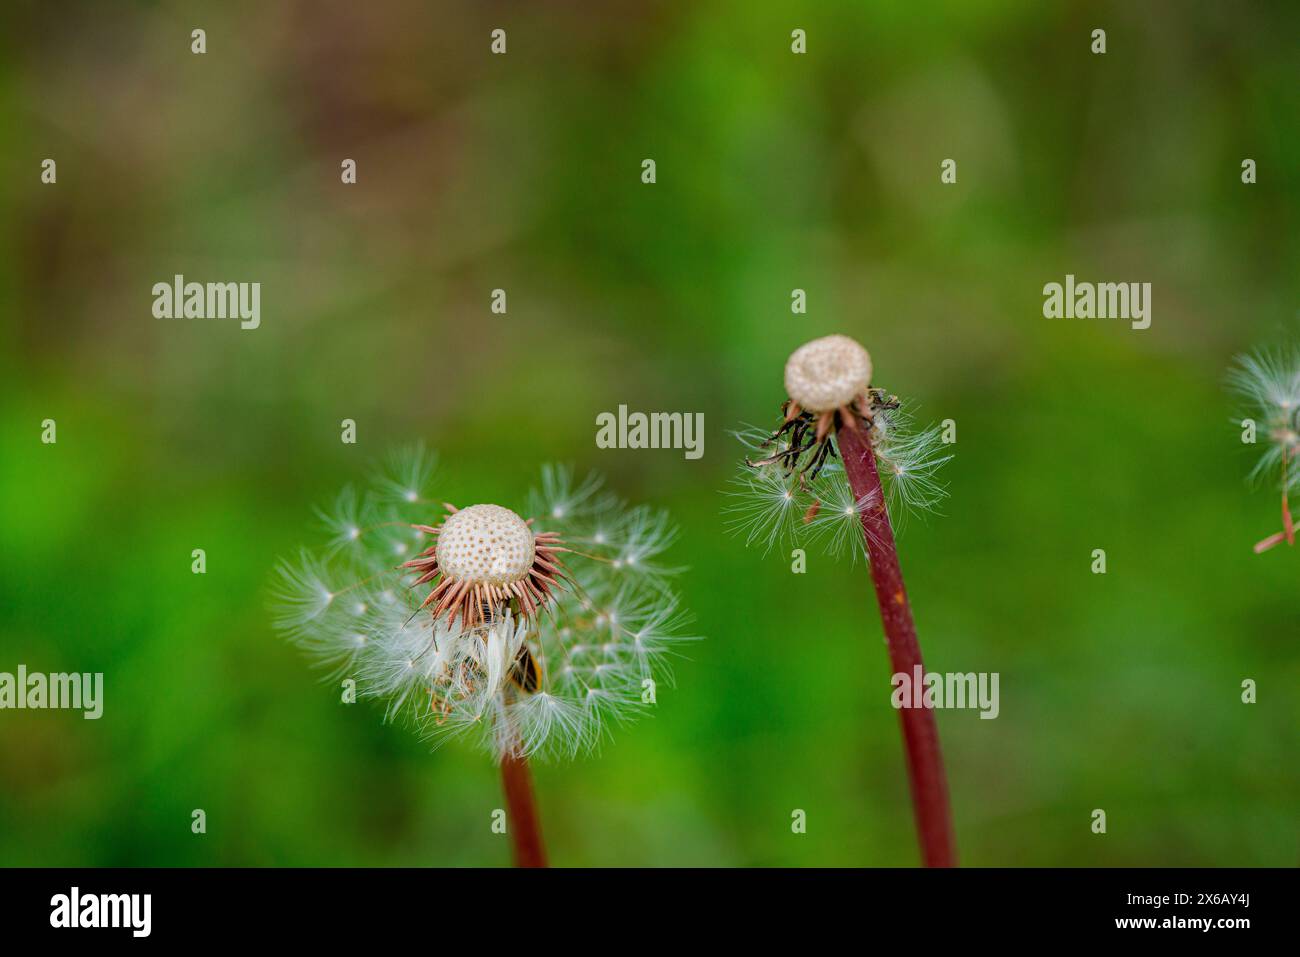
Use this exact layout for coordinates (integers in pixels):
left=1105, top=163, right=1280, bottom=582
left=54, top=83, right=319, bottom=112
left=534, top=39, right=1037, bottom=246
left=783, top=334, right=873, bottom=413
left=435, top=504, right=536, bottom=587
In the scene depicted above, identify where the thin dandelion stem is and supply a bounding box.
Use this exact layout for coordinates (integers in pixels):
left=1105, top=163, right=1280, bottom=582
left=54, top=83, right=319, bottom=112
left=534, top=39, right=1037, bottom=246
left=500, top=749, right=547, bottom=868
left=837, top=420, right=957, bottom=868
left=1254, top=530, right=1287, bottom=553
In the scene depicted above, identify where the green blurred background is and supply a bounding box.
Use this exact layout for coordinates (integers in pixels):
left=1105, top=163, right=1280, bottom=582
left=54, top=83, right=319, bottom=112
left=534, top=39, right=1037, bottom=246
left=2, top=1, right=1297, bottom=866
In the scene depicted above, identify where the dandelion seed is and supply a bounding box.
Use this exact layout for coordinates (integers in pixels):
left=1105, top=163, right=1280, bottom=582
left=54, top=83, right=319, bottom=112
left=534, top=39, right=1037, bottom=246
left=373, top=443, right=437, bottom=506
left=271, top=551, right=337, bottom=634
left=317, top=486, right=366, bottom=556
left=722, top=463, right=802, bottom=554
left=527, top=465, right=612, bottom=524
left=877, top=424, right=952, bottom=519
left=803, top=468, right=880, bottom=562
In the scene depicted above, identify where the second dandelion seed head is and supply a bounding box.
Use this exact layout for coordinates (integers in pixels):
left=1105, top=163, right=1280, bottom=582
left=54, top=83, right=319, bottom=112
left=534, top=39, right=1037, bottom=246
left=725, top=334, right=950, bottom=559
left=784, top=334, right=873, bottom=413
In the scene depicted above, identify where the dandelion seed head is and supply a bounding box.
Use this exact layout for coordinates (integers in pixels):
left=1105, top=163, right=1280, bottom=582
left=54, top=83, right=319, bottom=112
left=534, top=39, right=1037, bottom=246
left=273, top=458, right=696, bottom=762
left=727, top=350, right=949, bottom=562
left=1229, top=347, right=1300, bottom=492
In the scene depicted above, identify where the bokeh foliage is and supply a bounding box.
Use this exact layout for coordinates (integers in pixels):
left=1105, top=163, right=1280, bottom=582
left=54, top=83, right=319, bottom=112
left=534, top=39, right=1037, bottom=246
left=1, top=1, right=1296, bottom=865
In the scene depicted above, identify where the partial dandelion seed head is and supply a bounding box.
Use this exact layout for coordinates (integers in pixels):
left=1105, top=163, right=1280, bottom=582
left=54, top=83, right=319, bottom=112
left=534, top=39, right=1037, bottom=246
left=784, top=334, right=873, bottom=412
left=435, top=504, right=536, bottom=587
left=1228, top=348, right=1300, bottom=419
left=1228, top=347, right=1300, bottom=491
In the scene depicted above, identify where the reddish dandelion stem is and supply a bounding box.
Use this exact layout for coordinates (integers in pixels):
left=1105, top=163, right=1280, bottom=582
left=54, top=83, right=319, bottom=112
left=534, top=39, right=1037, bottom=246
left=500, top=750, right=548, bottom=868
left=837, top=420, right=957, bottom=867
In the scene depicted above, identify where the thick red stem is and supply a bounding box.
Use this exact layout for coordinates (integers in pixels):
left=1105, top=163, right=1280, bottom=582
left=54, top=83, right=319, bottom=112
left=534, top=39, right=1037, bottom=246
left=500, top=750, right=548, bottom=867
left=837, top=420, right=957, bottom=867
